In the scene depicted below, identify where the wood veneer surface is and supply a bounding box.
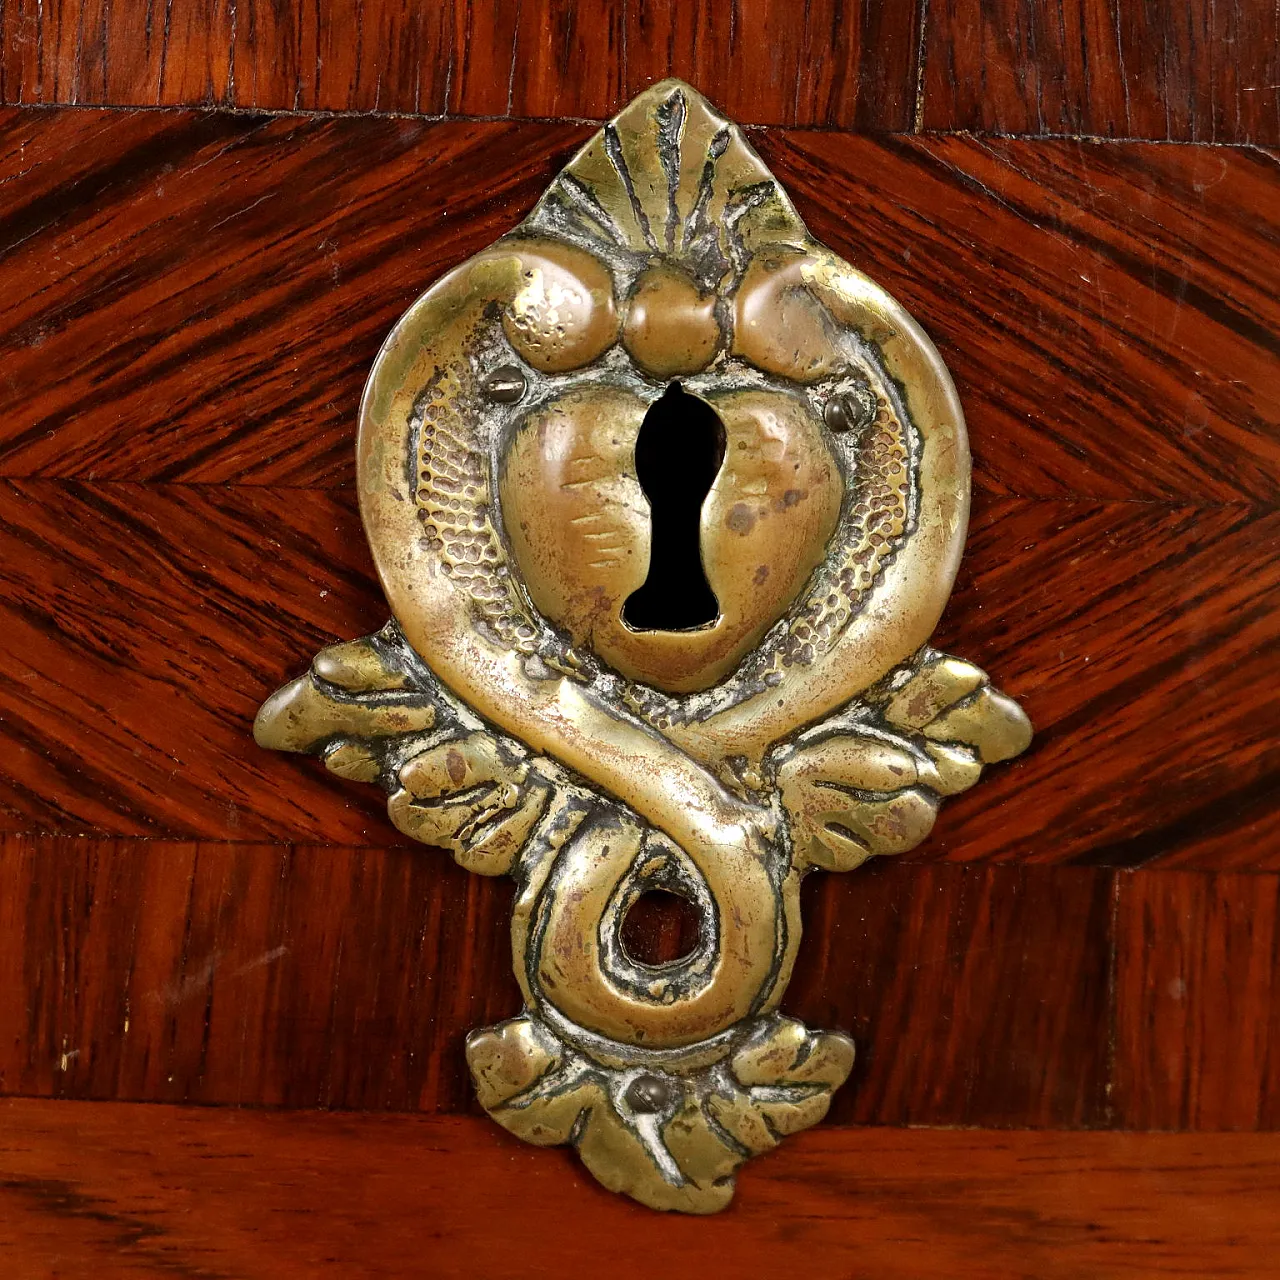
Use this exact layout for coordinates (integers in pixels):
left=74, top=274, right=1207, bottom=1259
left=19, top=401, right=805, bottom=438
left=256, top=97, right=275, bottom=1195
left=2, top=1100, right=1279, bottom=1278
left=0, top=3, right=1276, bottom=1271
left=3, top=1, right=1276, bottom=143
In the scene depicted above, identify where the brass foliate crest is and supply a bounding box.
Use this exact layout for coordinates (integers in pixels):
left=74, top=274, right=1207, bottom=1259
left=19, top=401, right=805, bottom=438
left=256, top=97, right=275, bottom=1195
left=256, top=82, right=1031, bottom=1213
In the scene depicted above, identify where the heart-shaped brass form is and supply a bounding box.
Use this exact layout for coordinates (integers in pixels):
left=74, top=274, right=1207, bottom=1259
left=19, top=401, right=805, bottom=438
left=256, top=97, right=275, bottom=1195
left=256, top=81, right=1031, bottom=1213
left=500, top=384, right=844, bottom=692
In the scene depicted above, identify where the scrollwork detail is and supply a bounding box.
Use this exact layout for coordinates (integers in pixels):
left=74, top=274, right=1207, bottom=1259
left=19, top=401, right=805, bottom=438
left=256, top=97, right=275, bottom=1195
left=256, top=80, right=1032, bottom=1213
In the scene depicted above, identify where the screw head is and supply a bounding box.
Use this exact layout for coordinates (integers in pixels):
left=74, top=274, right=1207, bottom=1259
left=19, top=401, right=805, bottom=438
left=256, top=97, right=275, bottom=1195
left=484, top=364, right=527, bottom=404
left=624, top=1073, right=674, bottom=1113
left=824, top=384, right=877, bottom=434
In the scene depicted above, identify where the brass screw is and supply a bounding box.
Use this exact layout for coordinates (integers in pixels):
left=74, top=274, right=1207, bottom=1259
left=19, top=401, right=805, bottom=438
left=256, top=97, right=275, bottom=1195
left=485, top=364, right=528, bottom=404
left=624, top=1074, right=674, bottom=1113
left=824, top=384, right=877, bottom=434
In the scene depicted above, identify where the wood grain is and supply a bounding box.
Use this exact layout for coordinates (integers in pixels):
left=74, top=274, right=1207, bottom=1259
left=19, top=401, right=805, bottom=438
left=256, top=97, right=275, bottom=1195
left=0, top=110, right=1275, bottom=501
left=238, top=0, right=625, bottom=119
left=2, top=1099, right=1279, bottom=1278
left=929, top=496, right=1280, bottom=871
left=3, top=832, right=1276, bottom=1134
left=0, top=0, right=919, bottom=128
left=0, top=481, right=388, bottom=843
left=236, top=0, right=455, bottom=116
left=0, top=0, right=235, bottom=108
left=3, top=480, right=1275, bottom=871
left=0, top=110, right=591, bottom=489
left=793, top=862, right=1115, bottom=1128
left=758, top=129, right=1280, bottom=505
left=922, top=0, right=1280, bottom=144
left=0, top=835, right=1117, bottom=1127
left=623, top=0, right=923, bottom=131
left=1113, top=871, right=1280, bottom=1130
left=0, top=836, right=518, bottom=1111
left=6, top=1, right=1277, bottom=143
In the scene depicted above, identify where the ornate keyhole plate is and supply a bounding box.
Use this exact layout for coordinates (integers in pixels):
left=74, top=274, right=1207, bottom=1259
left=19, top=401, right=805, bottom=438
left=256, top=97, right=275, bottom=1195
left=256, top=81, right=1031, bottom=1214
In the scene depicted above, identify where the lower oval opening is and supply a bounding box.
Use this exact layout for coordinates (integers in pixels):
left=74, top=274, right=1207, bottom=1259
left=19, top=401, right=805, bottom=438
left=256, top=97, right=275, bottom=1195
left=620, top=889, right=703, bottom=966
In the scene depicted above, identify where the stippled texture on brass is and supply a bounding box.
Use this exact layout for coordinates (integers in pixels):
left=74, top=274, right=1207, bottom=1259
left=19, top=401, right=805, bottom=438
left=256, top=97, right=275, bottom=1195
left=256, top=82, right=1031, bottom=1213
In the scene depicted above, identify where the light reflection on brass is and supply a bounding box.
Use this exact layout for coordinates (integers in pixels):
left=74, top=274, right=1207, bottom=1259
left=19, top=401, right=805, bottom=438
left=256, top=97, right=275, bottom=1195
left=256, top=81, right=1031, bottom=1213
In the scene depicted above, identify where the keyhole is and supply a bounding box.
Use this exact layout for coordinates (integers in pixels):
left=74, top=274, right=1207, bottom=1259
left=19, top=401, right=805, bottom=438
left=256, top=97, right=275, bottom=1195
left=623, top=384, right=725, bottom=631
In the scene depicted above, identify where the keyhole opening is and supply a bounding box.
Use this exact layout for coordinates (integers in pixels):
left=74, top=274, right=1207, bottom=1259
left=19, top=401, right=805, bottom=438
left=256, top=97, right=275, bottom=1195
left=623, top=383, right=725, bottom=632
left=620, top=890, right=703, bottom=966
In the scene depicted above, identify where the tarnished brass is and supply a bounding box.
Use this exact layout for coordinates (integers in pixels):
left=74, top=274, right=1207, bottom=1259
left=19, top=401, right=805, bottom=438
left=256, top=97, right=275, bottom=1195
left=256, top=81, right=1031, bottom=1213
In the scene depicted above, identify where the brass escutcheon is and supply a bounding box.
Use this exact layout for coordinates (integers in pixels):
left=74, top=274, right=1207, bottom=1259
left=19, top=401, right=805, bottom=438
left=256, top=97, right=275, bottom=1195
left=255, top=81, right=1031, bottom=1213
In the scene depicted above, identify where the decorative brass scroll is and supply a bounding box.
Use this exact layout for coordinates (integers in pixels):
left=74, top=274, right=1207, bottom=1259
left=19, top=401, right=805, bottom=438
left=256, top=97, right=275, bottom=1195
left=256, top=82, right=1031, bottom=1213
